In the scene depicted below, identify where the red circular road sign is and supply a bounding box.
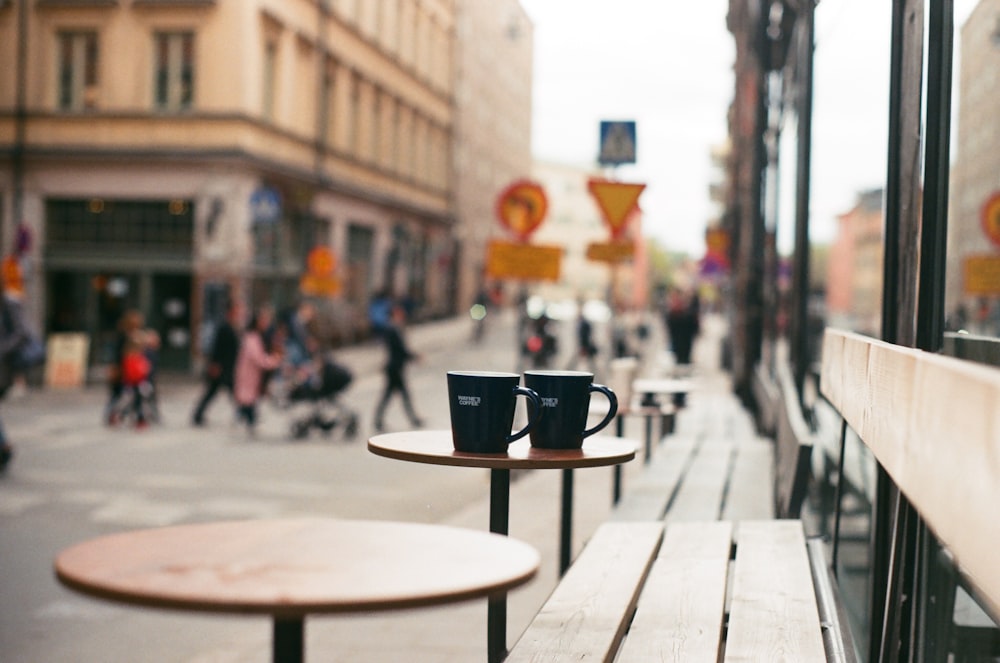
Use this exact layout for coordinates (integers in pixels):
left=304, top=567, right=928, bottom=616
left=496, top=180, right=548, bottom=242
left=982, top=191, right=1000, bottom=249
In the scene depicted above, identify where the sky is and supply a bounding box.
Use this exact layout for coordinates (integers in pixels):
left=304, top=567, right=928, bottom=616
left=519, top=0, right=981, bottom=256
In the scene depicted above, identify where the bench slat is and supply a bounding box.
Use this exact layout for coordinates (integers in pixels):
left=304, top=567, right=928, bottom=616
left=722, top=440, right=775, bottom=521
left=725, top=521, right=827, bottom=662
left=616, top=521, right=733, bottom=662
left=507, top=522, right=664, bottom=663
left=821, top=329, right=1000, bottom=619
left=666, top=441, right=732, bottom=522
left=611, top=436, right=697, bottom=521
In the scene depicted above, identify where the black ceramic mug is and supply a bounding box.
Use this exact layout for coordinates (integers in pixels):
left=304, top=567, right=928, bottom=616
left=447, top=371, right=541, bottom=453
left=523, top=370, right=618, bottom=449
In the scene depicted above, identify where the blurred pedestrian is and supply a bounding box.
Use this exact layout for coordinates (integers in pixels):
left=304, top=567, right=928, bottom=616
left=522, top=313, right=558, bottom=370
left=367, top=289, right=393, bottom=339
left=664, top=288, right=700, bottom=370
left=191, top=299, right=243, bottom=427
left=0, top=277, right=33, bottom=471
left=284, top=299, right=317, bottom=369
left=233, top=304, right=283, bottom=435
left=373, top=304, right=423, bottom=433
left=567, top=304, right=598, bottom=372
left=104, top=309, right=156, bottom=426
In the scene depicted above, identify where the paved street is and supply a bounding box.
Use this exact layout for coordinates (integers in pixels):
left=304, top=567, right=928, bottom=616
left=0, top=307, right=686, bottom=662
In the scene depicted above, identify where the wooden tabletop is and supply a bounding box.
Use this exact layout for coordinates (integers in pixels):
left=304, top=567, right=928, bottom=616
left=54, top=518, right=540, bottom=618
left=369, top=430, right=637, bottom=470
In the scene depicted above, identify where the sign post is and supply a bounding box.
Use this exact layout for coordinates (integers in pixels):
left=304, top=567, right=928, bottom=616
left=598, top=121, right=637, bottom=166
left=487, top=180, right=562, bottom=281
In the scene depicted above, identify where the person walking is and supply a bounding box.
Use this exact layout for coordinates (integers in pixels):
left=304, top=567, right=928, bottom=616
left=233, top=304, right=283, bottom=436
left=664, top=288, right=700, bottom=367
left=191, top=299, right=243, bottom=427
left=373, top=304, right=423, bottom=433
left=567, top=305, right=598, bottom=372
left=0, top=280, right=32, bottom=471
left=104, top=309, right=153, bottom=426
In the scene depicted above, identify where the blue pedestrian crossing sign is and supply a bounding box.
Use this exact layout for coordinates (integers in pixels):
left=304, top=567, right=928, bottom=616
left=598, top=121, right=637, bottom=165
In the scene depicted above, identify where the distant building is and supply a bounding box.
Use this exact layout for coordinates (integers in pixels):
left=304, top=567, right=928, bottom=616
left=530, top=160, right=610, bottom=305
left=946, top=0, right=1000, bottom=332
left=826, top=189, right=883, bottom=335
left=452, top=0, right=534, bottom=311
left=0, top=0, right=533, bottom=372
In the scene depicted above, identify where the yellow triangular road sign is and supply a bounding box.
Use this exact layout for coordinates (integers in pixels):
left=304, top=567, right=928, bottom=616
left=587, top=179, right=645, bottom=238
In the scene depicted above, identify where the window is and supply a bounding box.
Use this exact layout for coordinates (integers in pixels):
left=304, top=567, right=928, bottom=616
left=262, top=40, right=277, bottom=120
left=58, top=31, right=98, bottom=111
left=154, top=31, right=194, bottom=111
left=46, top=199, right=194, bottom=251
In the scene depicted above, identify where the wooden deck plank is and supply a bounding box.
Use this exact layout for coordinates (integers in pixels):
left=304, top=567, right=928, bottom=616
left=616, top=521, right=733, bottom=663
left=722, top=439, right=775, bottom=521
left=725, top=521, right=826, bottom=662
left=666, top=441, right=733, bottom=522
left=506, top=522, right=664, bottom=663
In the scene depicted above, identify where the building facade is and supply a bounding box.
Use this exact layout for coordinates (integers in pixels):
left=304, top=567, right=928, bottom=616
left=826, top=188, right=883, bottom=336
left=946, top=0, right=1000, bottom=333
left=451, top=0, right=534, bottom=312
left=0, top=0, right=460, bottom=371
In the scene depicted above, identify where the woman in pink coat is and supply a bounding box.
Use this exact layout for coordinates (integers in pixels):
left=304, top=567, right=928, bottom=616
left=233, top=304, right=282, bottom=434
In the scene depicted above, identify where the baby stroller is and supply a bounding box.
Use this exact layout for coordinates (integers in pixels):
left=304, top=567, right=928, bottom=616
left=284, top=357, right=359, bottom=441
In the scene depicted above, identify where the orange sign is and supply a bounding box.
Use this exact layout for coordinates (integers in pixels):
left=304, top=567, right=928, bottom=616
left=301, top=245, right=340, bottom=296
left=485, top=240, right=561, bottom=281
left=496, top=180, right=548, bottom=241
left=587, top=179, right=645, bottom=239
left=306, top=246, right=336, bottom=276
left=705, top=228, right=731, bottom=267
left=1, top=255, right=23, bottom=294
left=981, top=192, right=1000, bottom=249
left=586, top=241, right=634, bottom=263
left=963, top=255, right=1000, bottom=295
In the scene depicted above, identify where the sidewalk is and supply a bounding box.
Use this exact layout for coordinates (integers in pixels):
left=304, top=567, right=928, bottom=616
left=2, top=309, right=751, bottom=662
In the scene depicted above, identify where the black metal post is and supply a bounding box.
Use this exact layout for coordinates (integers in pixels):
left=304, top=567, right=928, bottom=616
left=917, top=0, right=953, bottom=354
left=273, top=618, right=304, bottom=663
left=913, top=4, right=955, bottom=659
left=643, top=413, right=652, bottom=464
left=791, top=0, right=815, bottom=399
left=12, top=0, right=30, bottom=249
left=612, top=415, right=624, bottom=504
left=560, top=468, right=573, bottom=576
left=488, top=468, right=510, bottom=663
left=831, top=418, right=848, bottom=576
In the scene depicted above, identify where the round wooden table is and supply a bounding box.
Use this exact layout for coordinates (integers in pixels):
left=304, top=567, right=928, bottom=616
left=368, top=430, right=636, bottom=663
left=54, top=517, right=540, bottom=663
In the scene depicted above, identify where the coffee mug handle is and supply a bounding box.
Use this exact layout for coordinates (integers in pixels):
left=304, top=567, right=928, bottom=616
left=507, top=386, right=541, bottom=443
left=582, top=383, right=618, bottom=439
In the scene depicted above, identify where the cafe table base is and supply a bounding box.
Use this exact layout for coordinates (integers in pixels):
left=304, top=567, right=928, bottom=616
left=368, top=431, right=638, bottom=663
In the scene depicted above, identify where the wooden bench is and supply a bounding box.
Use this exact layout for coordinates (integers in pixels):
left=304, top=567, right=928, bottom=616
left=611, top=378, right=773, bottom=523
left=819, top=329, right=1000, bottom=660
left=773, top=358, right=816, bottom=518
left=507, top=519, right=855, bottom=662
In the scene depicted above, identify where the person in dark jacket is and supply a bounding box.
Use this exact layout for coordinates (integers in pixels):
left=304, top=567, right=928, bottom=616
left=373, top=304, right=423, bottom=433
left=0, top=286, right=29, bottom=471
left=191, top=300, right=244, bottom=426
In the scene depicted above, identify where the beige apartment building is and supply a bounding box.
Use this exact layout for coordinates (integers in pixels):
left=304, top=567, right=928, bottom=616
left=0, top=0, right=468, bottom=371
left=452, top=0, right=533, bottom=311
